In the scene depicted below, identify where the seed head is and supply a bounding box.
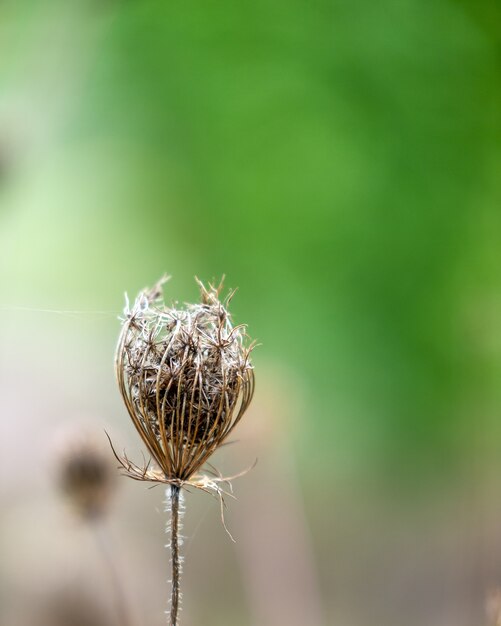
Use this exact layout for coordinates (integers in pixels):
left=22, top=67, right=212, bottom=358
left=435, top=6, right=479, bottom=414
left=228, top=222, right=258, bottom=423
left=57, top=432, right=116, bottom=520
left=114, top=276, right=255, bottom=487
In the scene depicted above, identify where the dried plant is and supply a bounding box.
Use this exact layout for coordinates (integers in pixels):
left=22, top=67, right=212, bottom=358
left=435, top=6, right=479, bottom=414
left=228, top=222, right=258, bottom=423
left=57, top=431, right=116, bottom=521
left=112, top=276, right=255, bottom=625
left=56, top=430, right=130, bottom=626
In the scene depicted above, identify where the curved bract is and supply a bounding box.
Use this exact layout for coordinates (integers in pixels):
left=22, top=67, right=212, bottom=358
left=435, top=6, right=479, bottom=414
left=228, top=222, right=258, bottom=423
left=115, top=276, right=255, bottom=484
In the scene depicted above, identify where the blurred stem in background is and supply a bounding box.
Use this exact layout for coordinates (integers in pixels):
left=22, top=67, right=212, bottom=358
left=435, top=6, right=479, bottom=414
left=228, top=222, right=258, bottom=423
left=92, top=520, right=132, bottom=626
left=56, top=428, right=133, bottom=626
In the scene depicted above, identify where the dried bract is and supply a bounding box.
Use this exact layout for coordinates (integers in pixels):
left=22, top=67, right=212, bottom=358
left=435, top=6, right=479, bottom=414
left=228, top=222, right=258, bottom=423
left=114, top=277, right=255, bottom=488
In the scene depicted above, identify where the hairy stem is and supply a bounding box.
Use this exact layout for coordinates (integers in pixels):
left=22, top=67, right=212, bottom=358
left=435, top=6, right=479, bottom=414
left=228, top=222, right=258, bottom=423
left=168, top=485, right=183, bottom=625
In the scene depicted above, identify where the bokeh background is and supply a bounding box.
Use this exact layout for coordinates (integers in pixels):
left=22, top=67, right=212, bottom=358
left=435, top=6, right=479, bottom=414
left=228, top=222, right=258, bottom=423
left=1, top=1, right=501, bottom=625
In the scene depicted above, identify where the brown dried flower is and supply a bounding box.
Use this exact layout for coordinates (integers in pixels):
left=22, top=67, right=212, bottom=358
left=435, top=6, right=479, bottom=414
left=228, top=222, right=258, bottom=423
left=112, top=276, right=255, bottom=625
left=113, top=276, right=255, bottom=490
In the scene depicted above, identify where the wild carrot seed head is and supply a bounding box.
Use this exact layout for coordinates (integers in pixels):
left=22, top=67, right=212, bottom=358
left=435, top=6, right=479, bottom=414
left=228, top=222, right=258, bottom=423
left=115, top=276, right=255, bottom=484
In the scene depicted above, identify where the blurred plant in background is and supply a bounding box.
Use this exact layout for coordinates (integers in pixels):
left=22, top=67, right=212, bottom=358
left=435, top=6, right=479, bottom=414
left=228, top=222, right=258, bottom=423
left=0, top=1, right=501, bottom=625
left=56, top=428, right=116, bottom=520
left=55, top=428, right=134, bottom=626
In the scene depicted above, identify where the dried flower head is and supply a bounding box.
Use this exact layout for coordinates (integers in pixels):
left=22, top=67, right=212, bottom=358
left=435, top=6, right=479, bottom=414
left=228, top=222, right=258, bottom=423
left=113, top=276, right=255, bottom=491
left=57, top=432, right=116, bottom=520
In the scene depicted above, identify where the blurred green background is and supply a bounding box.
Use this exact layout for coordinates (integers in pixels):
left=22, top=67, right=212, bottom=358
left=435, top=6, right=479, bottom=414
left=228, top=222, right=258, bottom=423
left=1, top=1, right=501, bottom=625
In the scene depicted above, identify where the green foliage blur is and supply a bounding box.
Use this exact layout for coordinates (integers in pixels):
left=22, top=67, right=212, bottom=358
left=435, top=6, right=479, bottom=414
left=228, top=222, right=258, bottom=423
left=1, top=0, right=500, bottom=489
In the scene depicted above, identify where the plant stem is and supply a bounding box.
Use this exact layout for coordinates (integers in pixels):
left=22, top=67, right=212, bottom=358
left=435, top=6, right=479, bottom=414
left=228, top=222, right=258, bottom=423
left=92, top=520, right=131, bottom=626
left=169, top=485, right=182, bottom=626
